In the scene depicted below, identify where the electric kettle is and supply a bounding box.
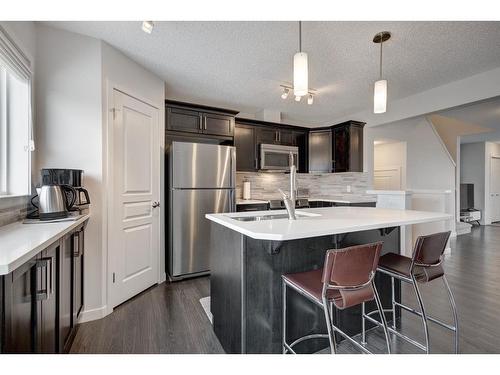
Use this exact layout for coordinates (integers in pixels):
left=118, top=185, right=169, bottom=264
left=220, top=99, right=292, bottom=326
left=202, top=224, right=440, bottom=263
left=31, top=184, right=77, bottom=220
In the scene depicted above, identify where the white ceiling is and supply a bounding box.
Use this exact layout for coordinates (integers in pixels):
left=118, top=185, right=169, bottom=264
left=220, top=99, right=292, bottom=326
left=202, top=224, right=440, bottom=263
left=437, top=97, right=500, bottom=144
left=44, top=21, right=500, bottom=127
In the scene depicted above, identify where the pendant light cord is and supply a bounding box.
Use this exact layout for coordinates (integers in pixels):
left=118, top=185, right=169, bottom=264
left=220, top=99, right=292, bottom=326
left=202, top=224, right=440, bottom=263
left=299, top=21, right=302, bottom=52
left=379, top=33, right=383, bottom=78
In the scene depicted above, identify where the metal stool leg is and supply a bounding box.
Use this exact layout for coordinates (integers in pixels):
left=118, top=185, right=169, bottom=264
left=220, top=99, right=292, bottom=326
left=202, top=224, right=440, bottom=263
left=361, top=302, right=367, bottom=345
left=443, top=275, right=459, bottom=354
left=372, top=281, right=391, bottom=354
left=411, top=276, right=430, bottom=354
left=322, top=297, right=337, bottom=354
left=391, top=276, right=397, bottom=329
left=282, top=280, right=287, bottom=354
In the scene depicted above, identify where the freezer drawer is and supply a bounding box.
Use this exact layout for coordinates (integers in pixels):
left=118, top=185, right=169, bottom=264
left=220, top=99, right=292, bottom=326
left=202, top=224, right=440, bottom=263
left=170, top=188, right=234, bottom=277
left=171, top=142, right=235, bottom=189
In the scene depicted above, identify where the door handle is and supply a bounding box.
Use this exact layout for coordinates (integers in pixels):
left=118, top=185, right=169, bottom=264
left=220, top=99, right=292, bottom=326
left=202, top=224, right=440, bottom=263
left=152, top=201, right=160, bottom=208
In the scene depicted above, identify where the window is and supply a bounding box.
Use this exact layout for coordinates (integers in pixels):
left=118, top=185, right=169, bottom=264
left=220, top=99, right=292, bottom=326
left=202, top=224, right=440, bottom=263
left=0, top=26, right=33, bottom=198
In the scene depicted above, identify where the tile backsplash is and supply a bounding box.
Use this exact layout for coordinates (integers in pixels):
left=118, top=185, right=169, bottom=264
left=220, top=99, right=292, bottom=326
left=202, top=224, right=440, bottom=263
left=236, top=172, right=373, bottom=200
left=0, top=197, right=31, bottom=227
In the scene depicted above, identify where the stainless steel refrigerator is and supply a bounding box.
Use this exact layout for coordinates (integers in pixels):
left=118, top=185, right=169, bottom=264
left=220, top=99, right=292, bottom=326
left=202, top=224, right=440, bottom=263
left=168, top=141, right=236, bottom=279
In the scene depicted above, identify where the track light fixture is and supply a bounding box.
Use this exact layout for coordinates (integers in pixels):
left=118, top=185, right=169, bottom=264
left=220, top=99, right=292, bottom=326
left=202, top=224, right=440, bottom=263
left=280, top=85, right=316, bottom=105
left=281, top=87, right=290, bottom=99
left=307, top=94, right=314, bottom=105
left=142, top=21, right=154, bottom=34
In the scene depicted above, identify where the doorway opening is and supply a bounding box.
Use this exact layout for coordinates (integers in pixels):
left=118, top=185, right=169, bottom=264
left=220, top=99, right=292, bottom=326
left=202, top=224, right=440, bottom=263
left=373, top=139, right=407, bottom=191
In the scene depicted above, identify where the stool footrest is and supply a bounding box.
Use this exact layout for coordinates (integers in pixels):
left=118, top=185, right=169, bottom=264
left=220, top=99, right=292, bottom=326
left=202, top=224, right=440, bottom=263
left=393, top=301, right=457, bottom=332
left=363, top=313, right=427, bottom=352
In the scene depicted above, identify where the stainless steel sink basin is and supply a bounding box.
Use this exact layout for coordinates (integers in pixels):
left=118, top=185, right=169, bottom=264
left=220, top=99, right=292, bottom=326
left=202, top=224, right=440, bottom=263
left=230, top=212, right=319, bottom=222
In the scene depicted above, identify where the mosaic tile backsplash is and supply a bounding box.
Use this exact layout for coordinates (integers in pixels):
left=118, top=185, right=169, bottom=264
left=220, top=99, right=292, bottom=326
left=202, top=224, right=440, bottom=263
left=236, top=172, right=373, bottom=200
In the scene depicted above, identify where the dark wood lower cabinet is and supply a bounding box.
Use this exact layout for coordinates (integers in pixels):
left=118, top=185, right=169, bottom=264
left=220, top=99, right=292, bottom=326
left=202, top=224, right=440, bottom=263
left=0, top=224, right=85, bottom=354
left=3, top=256, right=38, bottom=353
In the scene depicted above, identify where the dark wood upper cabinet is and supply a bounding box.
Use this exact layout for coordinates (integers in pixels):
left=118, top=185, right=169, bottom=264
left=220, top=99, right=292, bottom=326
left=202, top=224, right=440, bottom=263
left=331, top=121, right=365, bottom=173
left=203, top=113, right=234, bottom=137
left=167, top=107, right=201, bottom=134
left=234, top=123, right=257, bottom=171
left=166, top=100, right=238, bottom=139
left=255, top=127, right=278, bottom=145
left=278, top=129, right=296, bottom=146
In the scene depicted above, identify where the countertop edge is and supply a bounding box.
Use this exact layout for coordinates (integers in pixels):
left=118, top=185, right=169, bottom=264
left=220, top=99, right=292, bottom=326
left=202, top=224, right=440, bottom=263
left=205, top=210, right=452, bottom=241
left=0, top=215, right=90, bottom=275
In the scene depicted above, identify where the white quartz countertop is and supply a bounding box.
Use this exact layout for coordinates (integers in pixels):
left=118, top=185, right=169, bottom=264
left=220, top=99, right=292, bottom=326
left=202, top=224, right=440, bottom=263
left=0, top=214, right=89, bottom=275
left=236, top=196, right=376, bottom=205
left=206, top=207, right=451, bottom=241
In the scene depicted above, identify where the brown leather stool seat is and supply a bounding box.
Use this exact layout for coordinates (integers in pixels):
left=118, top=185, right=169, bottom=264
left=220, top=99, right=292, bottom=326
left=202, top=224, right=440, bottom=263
left=282, top=242, right=391, bottom=354
left=283, top=269, right=376, bottom=310
left=378, top=253, right=445, bottom=282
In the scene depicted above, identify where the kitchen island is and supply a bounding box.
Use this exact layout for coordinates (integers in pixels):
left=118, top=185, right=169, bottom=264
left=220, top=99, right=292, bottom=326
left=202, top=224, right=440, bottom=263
left=205, top=206, right=451, bottom=354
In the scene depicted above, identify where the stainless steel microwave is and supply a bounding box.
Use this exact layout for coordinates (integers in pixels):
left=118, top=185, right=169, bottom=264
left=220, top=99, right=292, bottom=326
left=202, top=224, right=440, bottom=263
left=259, top=144, right=299, bottom=172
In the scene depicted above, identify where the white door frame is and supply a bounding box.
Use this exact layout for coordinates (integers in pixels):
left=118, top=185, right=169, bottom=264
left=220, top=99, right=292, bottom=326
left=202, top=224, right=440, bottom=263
left=103, top=80, right=163, bottom=316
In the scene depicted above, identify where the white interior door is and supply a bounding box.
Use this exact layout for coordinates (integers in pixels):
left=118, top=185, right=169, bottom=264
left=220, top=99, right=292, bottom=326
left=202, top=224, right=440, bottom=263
left=490, top=157, right=500, bottom=222
left=373, top=168, right=402, bottom=190
left=109, top=89, right=160, bottom=308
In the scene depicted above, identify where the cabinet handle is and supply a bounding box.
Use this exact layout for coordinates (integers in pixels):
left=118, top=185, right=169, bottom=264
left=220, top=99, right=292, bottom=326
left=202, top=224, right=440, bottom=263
left=254, top=158, right=258, bottom=170
left=73, top=233, right=80, bottom=257
left=204, top=117, right=207, bottom=130
left=36, top=258, right=51, bottom=300
left=199, top=115, right=203, bottom=130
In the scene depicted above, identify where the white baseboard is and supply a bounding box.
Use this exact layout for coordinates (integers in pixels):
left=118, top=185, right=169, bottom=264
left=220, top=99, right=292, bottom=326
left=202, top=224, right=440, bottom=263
left=159, top=272, right=167, bottom=283
left=78, top=305, right=109, bottom=323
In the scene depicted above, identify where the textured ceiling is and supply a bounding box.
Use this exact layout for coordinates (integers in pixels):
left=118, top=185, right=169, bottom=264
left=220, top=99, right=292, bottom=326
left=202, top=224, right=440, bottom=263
left=43, top=21, right=500, bottom=127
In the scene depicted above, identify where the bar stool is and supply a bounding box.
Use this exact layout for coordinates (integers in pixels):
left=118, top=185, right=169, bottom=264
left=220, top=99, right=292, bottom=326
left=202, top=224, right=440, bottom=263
left=361, top=231, right=458, bottom=354
left=282, top=242, right=391, bottom=354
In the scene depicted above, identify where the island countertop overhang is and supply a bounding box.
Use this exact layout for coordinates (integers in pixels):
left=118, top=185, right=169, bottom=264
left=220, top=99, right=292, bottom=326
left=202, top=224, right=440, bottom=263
left=205, top=207, right=452, bottom=241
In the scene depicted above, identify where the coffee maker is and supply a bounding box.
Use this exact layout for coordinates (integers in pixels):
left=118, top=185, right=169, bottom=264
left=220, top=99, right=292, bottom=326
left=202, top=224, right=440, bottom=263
left=41, top=169, right=91, bottom=214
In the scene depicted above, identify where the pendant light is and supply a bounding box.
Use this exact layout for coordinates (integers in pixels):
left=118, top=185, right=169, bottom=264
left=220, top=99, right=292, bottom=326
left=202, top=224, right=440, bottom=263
left=293, top=21, right=308, bottom=97
left=373, top=31, right=391, bottom=114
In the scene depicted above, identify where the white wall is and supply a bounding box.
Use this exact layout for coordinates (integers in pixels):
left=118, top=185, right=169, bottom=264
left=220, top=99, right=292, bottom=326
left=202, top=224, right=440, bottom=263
left=460, top=142, right=486, bottom=220
left=35, top=25, right=104, bottom=316
left=373, top=141, right=407, bottom=189
left=365, top=116, right=456, bottom=238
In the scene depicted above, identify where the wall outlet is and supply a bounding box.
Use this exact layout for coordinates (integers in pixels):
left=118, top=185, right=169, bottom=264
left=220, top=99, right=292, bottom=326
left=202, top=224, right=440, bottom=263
left=346, top=185, right=351, bottom=193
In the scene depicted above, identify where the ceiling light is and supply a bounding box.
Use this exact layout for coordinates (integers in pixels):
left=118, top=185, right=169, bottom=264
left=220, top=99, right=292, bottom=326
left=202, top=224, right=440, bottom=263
left=142, top=21, right=154, bottom=34
left=307, top=94, right=314, bottom=105
left=281, top=87, right=290, bottom=99
left=295, top=95, right=301, bottom=102
left=373, top=31, right=391, bottom=114
left=293, top=21, right=308, bottom=97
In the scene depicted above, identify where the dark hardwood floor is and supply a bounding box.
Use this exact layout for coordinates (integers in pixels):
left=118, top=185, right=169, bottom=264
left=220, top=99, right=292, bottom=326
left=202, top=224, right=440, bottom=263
left=70, top=225, right=500, bottom=354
